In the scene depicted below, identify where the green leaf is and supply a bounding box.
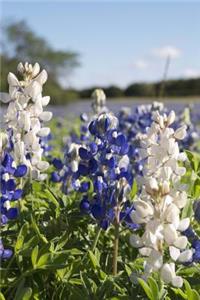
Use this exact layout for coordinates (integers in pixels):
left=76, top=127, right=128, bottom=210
left=88, top=250, right=100, bottom=269
left=185, top=150, right=200, bottom=172
left=15, top=223, right=29, bottom=253
left=130, top=180, right=137, bottom=200
left=31, top=215, right=48, bottom=244
left=32, top=181, right=42, bottom=193
left=36, top=253, right=51, bottom=268
left=182, top=197, right=193, bottom=219
left=171, top=288, right=187, bottom=299
left=17, top=288, right=32, bottom=300
left=148, top=277, right=159, bottom=300
left=0, top=293, right=6, bottom=300
left=191, top=290, right=200, bottom=300
left=193, top=179, right=200, bottom=198
left=21, top=288, right=32, bottom=300
left=44, top=188, right=60, bottom=208
left=124, top=264, right=132, bottom=276
left=14, top=278, right=32, bottom=300
left=31, top=245, right=39, bottom=268
left=138, top=278, right=153, bottom=300
left=69, top=278, right=82, bottom=285
left=67, top=248, right=83, bottom=256
left=55, top=232, right=69, bottom=251
left=178, top=267, right=199, bottom=276
left=184, top=280, right=193, bottom=298
left=80, top=272, right=92, bottom=297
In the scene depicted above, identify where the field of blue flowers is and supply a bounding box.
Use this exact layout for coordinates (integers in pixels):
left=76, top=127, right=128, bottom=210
left=1, top=63, right=200, bottom=300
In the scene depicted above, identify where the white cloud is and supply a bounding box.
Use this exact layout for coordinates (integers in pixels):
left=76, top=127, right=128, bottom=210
left=133, top=59, right=149, bottom=70
left=183, top=68, right=200, bottom=78
left=153, top=45, right=181, bottom=59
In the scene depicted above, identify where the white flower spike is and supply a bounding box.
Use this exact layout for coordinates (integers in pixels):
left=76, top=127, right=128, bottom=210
left=130, top=110, right=191, bottom=287
left=1, top=62, right=52, bottom=181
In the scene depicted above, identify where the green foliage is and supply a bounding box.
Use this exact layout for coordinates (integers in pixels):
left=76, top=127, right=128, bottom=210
left=138, top=277, right=166, bottom=300
left=185, top=150, right=200, bottom=199
left=1, top=122, right=200, bottom=300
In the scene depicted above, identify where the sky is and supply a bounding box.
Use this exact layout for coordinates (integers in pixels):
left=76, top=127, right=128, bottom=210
left=1, top=1, right=200, bottom=88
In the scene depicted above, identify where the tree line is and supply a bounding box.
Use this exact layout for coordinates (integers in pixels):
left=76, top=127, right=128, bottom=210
left=79, top=79, right=200, bottom=100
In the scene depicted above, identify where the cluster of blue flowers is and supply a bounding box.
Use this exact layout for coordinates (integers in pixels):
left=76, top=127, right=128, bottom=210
left=182, top=200, right=200, bottom=264
left=78, top=112, right=136, bottom=230
left=40, top=133, right=53, bottom=157
left=51, top=111, right=139, bottom=230
left=0, top=151, right=27, bottom=260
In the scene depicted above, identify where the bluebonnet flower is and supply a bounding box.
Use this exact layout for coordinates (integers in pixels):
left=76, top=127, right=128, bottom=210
left=192, top=239, right=200, bottom=262
left=75, top=112, right=136, bottom=230
left=117, top=102, right=165, bottom=177
left=0, top=136, right=27, bottom=260
left=40, top=133, right=53, bottom=157
left=129, top=110, right=193, bottom=287
left=193, top=200, right=200, bottom=223
left=50, top=89, right=109, bottom=189
left=1, top=152, right=27, bottom=223
left=70, top=89, right=108, bottom=145
left=0, top=62, right=52, bottom=181
left=118, top=102, right=199, bottom=180
left=0, top=239, right=13, bottom=260
left=181, top=201, right=200, bottom=263
left=51, top=142, right=82, bottom=194
left=183, top=226, right=197, bottom=240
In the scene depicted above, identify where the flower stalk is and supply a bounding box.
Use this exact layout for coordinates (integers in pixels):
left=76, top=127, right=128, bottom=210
left=113, top=204, right=120, bottom=276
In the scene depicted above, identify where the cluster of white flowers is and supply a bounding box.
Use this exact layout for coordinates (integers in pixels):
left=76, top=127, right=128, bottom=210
left=0, top=62, right=52, bottom=180
left=130, top=110, right=193, bottom=287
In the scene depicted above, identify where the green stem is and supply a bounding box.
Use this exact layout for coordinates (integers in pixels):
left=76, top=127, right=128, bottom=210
left=67, top=226, right=102, bottom=280
left=91, top=226, right=102, bottom=252
left=113, top=207, right=120, bottom=276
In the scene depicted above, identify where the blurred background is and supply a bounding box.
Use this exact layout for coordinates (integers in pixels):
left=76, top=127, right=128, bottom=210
left=0, top=1, right=200, bottom=109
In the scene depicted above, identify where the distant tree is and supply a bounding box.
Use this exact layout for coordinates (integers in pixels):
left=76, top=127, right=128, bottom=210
left=79, top=87, right=100, bottom=99
left=124, top=83, right=155, bottom=97
left=2, top=20, right=79, bottom=80
left=164, top=79, right=200, bottom=97
left=0, top=20, right=80, bottom=104
left=104, top=85, right=123, bottom=98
